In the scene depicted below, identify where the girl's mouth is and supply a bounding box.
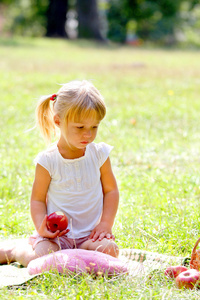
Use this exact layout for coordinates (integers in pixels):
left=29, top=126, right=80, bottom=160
left=81, top=141, right=89, bottom=145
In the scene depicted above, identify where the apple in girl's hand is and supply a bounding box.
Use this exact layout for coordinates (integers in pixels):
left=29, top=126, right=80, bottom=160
left=47, top=211, right=68, bottom=232
left=175, top=269, right=200, bottom=289
left=164, top=265, right=188, bottom=278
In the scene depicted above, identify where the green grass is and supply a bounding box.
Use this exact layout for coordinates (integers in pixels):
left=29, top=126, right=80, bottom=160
left=1, top=36, right=200, bottom=298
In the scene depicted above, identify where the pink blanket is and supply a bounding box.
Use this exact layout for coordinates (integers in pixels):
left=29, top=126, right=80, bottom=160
left=27, top=249, right=128, bottom=276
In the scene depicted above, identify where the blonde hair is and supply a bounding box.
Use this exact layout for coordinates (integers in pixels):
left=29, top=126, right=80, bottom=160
left=36, top=80, right=106, bottom=143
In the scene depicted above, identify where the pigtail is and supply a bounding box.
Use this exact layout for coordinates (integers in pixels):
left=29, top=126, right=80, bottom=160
left=36, top=95, right=56, bottom=144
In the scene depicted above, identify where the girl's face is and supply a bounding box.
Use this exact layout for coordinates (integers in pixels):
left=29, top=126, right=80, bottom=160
left=60, top=116, right=100, bottom=151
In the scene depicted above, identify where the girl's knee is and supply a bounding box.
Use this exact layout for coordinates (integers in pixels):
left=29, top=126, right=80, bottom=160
left=34, top=240, right=60, bottom=257
left=103, top=240, right=119, bottom=258
left=82, top=238, right=119, bottom=258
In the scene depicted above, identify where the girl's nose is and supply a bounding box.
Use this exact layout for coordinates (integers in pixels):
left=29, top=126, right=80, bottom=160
left=84, top=129, right=92, bottom=138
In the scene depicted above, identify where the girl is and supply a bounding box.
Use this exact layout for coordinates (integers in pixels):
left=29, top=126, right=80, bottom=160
left=0, top=80, right=119, bottom=267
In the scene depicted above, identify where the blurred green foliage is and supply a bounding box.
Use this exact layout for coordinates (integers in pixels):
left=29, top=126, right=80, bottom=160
left=107, top=0, right=200, bottom=45
left=1, top=0, right=48, bottom=36
left=0, top=0, right=200, bottom=45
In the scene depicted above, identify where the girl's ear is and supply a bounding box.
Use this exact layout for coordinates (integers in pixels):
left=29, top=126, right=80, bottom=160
left=54, top=114, right=61, bottom=127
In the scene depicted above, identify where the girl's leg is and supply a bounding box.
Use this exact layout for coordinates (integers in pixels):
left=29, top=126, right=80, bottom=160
left=0, top=239, right=26, bottom=265
left=80, top=238, right=119, bottom=258
left=15, top=240, right=60, bottom=267
left=0, top=239, right=60, bottom=267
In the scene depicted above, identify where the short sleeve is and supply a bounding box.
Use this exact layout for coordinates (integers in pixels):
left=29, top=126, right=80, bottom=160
left=96, top=142, right=113, bottom=168
left=34, top=151, right=52, bottom=177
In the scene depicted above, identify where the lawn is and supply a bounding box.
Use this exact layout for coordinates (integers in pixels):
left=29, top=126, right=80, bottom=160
left=1, top=36, right=200, bottom=299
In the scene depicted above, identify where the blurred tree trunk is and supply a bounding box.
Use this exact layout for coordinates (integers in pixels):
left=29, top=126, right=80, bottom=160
left=46, top=0, right=68, bottom=37
left=76, top=0, right=105, bottom=41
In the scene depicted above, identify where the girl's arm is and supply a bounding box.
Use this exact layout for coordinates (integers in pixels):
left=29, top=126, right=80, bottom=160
left=31, top=164, right=67, bottom=238
left=89, top=157, right=119, bottom=242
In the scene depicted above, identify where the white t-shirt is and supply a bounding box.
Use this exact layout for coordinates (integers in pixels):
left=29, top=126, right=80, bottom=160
left=34, top=142, right=113, bottom=239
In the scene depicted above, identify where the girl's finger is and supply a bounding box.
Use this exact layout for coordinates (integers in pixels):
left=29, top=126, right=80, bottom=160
left=111, top=234, right=115, bottom=240
left=89, top=230, right=95, bottom=240
left=92, top=232, right=100, bottom=242
left=98, top=232, right=106, bottom=241
left=58, top=229, right=70, bottom=237
left=105, top=233, right=111, bottom=239
left=48, top=230, right=60, bottom=239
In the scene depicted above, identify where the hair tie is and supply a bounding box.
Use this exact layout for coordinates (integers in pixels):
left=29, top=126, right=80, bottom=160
left=50, top=94, right=57, bottom=101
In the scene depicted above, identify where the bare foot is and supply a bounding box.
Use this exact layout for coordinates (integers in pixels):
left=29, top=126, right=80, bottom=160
left=0, top=239, right=20, bottom=264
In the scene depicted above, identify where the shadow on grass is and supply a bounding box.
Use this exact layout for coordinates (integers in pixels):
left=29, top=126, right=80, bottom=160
left=0, top=36, right=36, bottom=48
left=0, top=35, right=122, bottom=50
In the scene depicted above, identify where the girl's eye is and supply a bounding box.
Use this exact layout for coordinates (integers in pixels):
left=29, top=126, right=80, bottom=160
left=77, top=126, right=98, bottom=129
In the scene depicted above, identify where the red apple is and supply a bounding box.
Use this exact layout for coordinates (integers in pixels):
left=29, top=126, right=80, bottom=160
left=47, top=211, right=68, bottom=232
left=164, top=265, right=188, bottom=279
left=175, top=269, right=200, bottom=289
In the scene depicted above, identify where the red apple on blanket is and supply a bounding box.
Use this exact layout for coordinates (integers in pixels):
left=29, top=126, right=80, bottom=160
left=175, top=269, right=200, bottom=289
left=164, top=265, right=188, bottom=279
left=47, top=211, right=68, bottom=232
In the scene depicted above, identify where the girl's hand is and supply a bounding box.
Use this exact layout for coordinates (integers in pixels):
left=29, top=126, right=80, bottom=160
left=89, top=222, right=115, bottom=242
left=37, top=215, right=69, bottom=238
left=58, top=228, right=70, bottom=237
